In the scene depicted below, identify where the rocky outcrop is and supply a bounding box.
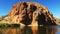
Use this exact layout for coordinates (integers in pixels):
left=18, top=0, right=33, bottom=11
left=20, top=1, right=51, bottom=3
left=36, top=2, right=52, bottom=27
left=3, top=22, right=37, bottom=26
left=54, top=17, right=60, bottom=25
left=0, top=15, right=11, bottom=23
left=8, top=2, right=56, bottom=25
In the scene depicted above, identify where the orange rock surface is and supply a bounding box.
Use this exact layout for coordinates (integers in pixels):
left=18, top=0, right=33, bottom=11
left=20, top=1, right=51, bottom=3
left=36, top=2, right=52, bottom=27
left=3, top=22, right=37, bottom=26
left=9, top=2, right=56, bottom=25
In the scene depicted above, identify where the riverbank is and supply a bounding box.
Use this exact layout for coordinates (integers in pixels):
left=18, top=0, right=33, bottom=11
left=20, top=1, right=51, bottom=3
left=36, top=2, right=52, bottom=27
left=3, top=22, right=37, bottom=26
left=0, top=23, right=20, bottom=28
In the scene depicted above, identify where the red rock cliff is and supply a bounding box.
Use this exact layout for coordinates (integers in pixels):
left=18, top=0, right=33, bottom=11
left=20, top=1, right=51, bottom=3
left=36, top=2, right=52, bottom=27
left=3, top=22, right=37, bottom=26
left=9, top=2, right=56, bottom=25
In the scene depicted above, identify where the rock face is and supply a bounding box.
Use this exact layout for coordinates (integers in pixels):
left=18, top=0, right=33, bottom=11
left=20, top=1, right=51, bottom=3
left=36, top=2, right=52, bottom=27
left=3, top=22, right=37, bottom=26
left=9, top=2, right=56, bottom=25
left=54, top=18, right=60, bottom=25
left=0, top=15, right=10, bottom=23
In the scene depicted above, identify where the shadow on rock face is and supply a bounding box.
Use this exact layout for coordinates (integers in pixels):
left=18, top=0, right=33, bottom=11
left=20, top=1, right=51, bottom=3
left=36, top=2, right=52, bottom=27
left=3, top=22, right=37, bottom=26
left=20, top=14, right=32, bottom=25
left=38, top=13, right=56, bottom=25
left=38, top=13, right=46, bottom=25
left=18, top=2, right=37, bottom=25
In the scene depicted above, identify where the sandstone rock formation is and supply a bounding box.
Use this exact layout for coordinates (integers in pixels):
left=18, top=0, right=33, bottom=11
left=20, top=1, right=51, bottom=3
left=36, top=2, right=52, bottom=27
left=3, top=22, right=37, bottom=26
left=54, top=17, right=60, bottom=25
left=8, top=2, right=56, bottom=25
left=0, top=15, right=10, bottom=23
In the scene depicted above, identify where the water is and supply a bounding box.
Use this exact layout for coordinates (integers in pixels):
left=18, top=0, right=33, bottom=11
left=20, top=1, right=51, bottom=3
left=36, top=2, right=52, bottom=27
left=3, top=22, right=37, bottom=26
left=0, top=26, right=60, bottom=34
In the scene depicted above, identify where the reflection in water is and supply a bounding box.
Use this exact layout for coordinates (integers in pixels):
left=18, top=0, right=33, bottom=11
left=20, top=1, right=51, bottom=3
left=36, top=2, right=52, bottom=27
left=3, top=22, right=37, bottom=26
left=38, top=26, right=56, bottom=34
left=20, top=26, right=57, bottom=34
left=0, top=26, right=59, bottom=34
left=20, top=26, right=32, bottom=34
left=0, top=27, right=20, bottom=34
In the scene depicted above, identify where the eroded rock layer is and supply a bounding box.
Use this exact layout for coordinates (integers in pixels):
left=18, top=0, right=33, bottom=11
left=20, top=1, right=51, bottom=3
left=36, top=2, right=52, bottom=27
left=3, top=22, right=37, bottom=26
left=9, top=2, right=56, bottom=25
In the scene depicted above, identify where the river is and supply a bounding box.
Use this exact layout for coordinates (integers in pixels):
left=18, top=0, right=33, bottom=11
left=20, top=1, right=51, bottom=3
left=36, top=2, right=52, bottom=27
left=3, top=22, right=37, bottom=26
left=0, top=26, right=60, bottom=34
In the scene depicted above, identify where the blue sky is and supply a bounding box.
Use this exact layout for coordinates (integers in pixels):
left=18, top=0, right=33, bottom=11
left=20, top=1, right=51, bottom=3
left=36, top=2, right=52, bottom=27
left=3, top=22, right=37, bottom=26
left=0, top=0, right=60, bottom=18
